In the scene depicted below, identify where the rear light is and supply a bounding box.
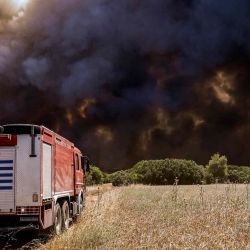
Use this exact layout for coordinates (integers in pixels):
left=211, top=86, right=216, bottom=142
left=16, top=206, right=40, bottom=215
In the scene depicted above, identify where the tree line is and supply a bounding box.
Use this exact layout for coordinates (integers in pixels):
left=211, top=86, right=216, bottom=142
left=86, top=154, right=250, bottom=186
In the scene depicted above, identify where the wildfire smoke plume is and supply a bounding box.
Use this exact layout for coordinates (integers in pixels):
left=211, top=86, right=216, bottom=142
left=1, top=0, right=250, bottom=171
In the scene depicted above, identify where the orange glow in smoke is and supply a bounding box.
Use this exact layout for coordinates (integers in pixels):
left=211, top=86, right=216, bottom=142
left=78, top=98, right=96, bottom=119
left=66, top=110, right=74, bottom=126
left=140, top=108, right=173, bottom=151
left=211, top=71, right=235, bottom=104
left=95, top=126, right=113, bottom=142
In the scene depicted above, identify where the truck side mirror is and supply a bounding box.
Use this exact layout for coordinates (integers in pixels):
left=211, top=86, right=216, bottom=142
left=0, top=126, right=3, bottom=134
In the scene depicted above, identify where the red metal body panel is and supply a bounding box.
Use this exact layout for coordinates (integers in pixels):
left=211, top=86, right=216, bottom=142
left=42, top=131, right=53, bottom=145
left=54, top=140, right=74, bottom=194
left=0, top=135, right=17, bottom=146
left=41, top=127, right=84, bottom=197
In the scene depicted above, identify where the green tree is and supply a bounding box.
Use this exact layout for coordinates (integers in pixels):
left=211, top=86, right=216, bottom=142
left=207, top=153, right=228, bottom=182
left=228, top=165, right=250, bottom=183
left=131, top=159, right=204, bottom=185
left=86, top=166, right=105, bottom=185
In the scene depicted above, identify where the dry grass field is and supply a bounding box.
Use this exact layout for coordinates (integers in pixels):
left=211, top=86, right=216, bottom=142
left=42, top=184, right=249, bottom=250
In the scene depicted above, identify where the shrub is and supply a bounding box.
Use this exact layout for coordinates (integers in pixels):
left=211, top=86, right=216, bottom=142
left=204, top=171, right=215, bottom=184
left=130, top=159, right=204, bottom=185
left=228, top=165, right=250, bottom=183
left=86, top=166, right=105, bottom=185
left=108, top=171, right=137, bottom=186
left=207, top=153, right=228, bottom=183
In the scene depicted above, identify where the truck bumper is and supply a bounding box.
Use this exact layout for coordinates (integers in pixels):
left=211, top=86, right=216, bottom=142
left=0, top=215, right=40, bottom=232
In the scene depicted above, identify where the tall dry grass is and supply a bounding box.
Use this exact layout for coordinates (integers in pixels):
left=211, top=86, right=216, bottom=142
left=42, top=184, right=249, bottom=250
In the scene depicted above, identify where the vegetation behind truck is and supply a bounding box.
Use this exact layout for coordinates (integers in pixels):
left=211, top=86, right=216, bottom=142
left=0, top=124, right=89, bottom=234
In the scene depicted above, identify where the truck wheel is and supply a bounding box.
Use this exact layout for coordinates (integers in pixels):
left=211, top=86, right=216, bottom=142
left=54, top=203, right=62, bottom=235
left=62, top=201, right=70, bottom=230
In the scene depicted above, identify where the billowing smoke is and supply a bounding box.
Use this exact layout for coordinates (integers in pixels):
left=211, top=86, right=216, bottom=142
left=1, top=0, right=250, bottom=171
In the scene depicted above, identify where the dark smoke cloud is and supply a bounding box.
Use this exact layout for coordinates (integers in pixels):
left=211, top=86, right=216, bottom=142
left=1, top=0, right=250, bottom=171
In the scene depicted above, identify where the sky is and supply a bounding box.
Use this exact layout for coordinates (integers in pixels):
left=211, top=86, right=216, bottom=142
left=0, top=0, right=250, bottom=171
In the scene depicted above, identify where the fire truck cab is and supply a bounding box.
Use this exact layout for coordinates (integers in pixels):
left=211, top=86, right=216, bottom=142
left=0, top=124, right=89, bottom=234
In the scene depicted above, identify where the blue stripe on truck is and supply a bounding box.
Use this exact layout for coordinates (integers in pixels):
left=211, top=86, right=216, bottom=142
left=0, top=180, right=13, bottom=183
left=0, top=186, right=13, bottom=190
left=0, top=167, right=13, bottom=171
left=0, top=173, right=13, bottom=177
left=0, top=160, right=13, bottom=164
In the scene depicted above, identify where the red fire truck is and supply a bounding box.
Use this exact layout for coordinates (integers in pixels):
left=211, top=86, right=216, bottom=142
left=0, top=124, right=89, bottom=234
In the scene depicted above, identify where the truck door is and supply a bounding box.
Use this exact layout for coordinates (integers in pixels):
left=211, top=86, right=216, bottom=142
left=74, top=153, right=83, bottom=195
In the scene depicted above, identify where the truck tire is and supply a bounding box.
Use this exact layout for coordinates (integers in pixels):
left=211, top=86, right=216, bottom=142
left=54, top=203, right=62, bottom=235
left=62, top=201, right=70, bottom=230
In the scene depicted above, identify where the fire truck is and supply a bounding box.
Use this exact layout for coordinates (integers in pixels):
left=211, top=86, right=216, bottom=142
left=0, top=124, right=89, bottom=234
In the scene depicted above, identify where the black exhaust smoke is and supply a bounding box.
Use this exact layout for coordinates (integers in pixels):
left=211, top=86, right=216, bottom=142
left=0, top=0, right=250, bottom=170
